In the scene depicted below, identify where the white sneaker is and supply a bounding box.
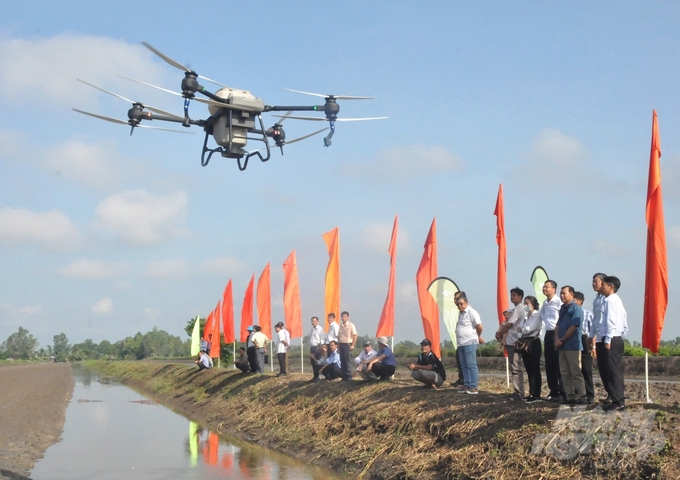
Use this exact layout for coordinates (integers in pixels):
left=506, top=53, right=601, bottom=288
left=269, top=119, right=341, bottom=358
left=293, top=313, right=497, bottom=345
left=466, top=388, right=479, bottom=395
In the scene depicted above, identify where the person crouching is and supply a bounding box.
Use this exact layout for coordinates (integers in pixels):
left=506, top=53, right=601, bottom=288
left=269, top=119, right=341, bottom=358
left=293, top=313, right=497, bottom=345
left=319, top=341, right=343, bottom=380
left=196, top=350, right=212, bottom=371
left=408, top=339, right=446, bottom=388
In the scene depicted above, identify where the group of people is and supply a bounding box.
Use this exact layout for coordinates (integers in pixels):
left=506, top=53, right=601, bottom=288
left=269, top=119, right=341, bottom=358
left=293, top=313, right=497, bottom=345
left=233, top=322, right=292, bottom=376
left=493, top=273, right=628, bottom=411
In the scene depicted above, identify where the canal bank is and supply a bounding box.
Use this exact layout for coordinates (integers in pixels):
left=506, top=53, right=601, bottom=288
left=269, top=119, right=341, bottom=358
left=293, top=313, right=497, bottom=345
left=88, top=361, right=680, bottom=479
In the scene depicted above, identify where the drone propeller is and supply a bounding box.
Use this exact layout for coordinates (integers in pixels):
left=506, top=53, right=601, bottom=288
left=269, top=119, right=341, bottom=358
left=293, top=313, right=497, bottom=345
left=272, top=114, right=388, bottom=122
left=142, top=42, right=227, bottom=88
left=72, top=108, right=196, bottom=135
left=284, top=127, right=329, bottom=145
left=250, top=127, right=329, bottom=155
left=77, top=79, right=182, bottom=119
left=117, top=75, right=239, bottom=110
left=283, top=88, right=373, bottom=100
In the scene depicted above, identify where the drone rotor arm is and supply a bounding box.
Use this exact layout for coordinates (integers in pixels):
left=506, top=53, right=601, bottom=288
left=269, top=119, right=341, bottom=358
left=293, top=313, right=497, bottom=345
left=72, top=108, right=129, bottom=125
left=284, top=127, right=329, bottom=145
left=282, top=88, right=373, bottom=100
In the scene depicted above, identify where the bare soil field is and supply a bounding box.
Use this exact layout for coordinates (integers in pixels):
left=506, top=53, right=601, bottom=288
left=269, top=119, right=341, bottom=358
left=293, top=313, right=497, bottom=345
left=0, top=364, right=74, bottom=480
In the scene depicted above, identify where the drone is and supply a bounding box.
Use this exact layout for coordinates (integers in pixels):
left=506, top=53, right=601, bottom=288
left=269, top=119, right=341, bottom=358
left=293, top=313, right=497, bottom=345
left=73, top=43, right=387, bottom=171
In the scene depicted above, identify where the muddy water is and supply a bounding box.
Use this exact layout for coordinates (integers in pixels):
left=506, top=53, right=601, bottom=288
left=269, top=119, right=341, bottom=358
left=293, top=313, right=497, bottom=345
left=31, top=365, right=344, bottom=480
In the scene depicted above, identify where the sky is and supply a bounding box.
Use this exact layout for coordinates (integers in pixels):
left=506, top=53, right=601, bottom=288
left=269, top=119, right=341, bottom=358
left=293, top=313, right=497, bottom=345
left=1, top=2, right=680, bottom=348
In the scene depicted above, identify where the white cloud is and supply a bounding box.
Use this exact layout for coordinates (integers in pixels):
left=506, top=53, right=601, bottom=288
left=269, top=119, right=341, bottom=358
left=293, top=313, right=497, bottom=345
left=0, top=34, right=169, bottom=108
left=43, top=139, right=122, bottom=190
left=95, top=190, right=189, bottom=246
left=337, top=145, right=463, bottom=182
left=144, top=259, right=190, bottom=280
left=0, top=207, right=80, bottom=251
left=360, top=221, right=410, bottom=253
left=199, top=256, right=250, bottom=276
left=92, top=298, right=113, bottom=314
left=17, top=305, right=44, bottom=315
left=59, top=259, right=130, bottom=280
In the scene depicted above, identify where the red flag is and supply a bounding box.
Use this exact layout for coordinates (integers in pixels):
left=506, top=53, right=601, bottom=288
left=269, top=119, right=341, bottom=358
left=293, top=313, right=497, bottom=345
left=416, top=218, right=440, bottom=357
left=642, top=110, right=668, bottom=354
left=222, top=280, right=235, bottom=343
left=322, top=227, right=341, bottom=331
left=494, top=184, right=509, bottom=326
left=257, top=263, right=272, bottom=339
left=210, top=301, right=220, bottom=358
left=283, top=250, right=303, bottom=338
left=203, top=310, right=215, bottom=349
left=376, top=215, right=398, bottom=338
left=240, top=275, right=255, bottom=342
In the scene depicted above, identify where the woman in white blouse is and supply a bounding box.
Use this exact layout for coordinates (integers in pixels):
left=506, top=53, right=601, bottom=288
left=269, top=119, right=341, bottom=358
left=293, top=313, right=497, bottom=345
left=519, top=295, right=543, bottom=403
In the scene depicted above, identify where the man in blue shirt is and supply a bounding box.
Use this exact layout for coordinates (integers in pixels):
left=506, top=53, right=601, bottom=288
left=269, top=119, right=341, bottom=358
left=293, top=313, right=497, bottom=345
left=196, top=351, right=212, bottom=371
left=554, top=286, right=586, bottom=404
left=319, top=341, right=343, bottom=380
left=366, top=336, right=397, bottom=381
left=574, top=291, right=595, bottom=403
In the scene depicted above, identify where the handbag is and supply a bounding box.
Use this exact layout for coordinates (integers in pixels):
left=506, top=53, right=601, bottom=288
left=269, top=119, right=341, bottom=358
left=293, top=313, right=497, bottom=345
left=514, top=336, right=534, bottom=355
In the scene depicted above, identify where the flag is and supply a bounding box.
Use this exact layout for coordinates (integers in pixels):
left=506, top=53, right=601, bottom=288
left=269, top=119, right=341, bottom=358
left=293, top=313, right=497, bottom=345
left=257, top=263, right=272, bottom=339
left=416, top=218, right=440, bottom=357
left=322, top=227, right=341, bottom=330
left=203, top=310, right=215, bottom=353
left=428, top=277, right=459, bottom=348
left=642, top=110, right=668, bottom=354
left=530, top=266, right=549, bottom=305
left=283, top=250, right=303, bottom=338
left=210, top=301, right=220, bottom=358
left=376, top=216, right=398, bottom=338
left=494, top=184, right=509, bottom=326
left=222, top=280, right=235, bottom=344
left=240, top=275, right=255, bottom=342
left=190, top=316, right=201, bottom=356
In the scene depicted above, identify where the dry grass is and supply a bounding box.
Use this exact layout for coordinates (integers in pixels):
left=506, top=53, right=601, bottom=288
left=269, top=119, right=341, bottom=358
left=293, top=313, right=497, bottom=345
left=88, top=361, right=680, bottom=479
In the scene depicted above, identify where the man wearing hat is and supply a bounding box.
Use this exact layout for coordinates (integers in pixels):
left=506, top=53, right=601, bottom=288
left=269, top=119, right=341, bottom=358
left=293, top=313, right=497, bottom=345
left=408, top=339, right=447, bottom=388
left=245, top=326, right=257, bottom=373
left=355, top=341, right=377, bottom=379
left=365, top=336, right=397, bottom=381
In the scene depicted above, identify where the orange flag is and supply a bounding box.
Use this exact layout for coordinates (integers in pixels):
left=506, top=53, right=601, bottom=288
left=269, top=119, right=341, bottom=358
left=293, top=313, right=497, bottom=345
left=416, top=218, right=440, bottom=357
left=222, top=280, right=235, bottom=344
left=210, top=301, right=220, bottom=358
left=240, top=275, right=255, bottom=342
left=257, top=263, right=272, bottom=339
left=642, top=110, right=668, bottom=354
left=283, top=250, right=303, bottom=338
left=203, top=310, right=215, bottom=351
left=494, top=184, right=509, bottom=326
left=376, top=215, right=398, bottom=338
left=322, top=227, right=341, bottom=331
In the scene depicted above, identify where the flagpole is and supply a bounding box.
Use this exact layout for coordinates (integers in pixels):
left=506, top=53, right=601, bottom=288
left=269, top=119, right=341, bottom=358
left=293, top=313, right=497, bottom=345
left=505, top=355, right=510, bottom=388
left=232, top=342, right=235, bottom=370
left=270, top=342, right=273, bottom=372
left=645, top=349, right=651, bottom=403
left=300, top=338, right=304, bottom=374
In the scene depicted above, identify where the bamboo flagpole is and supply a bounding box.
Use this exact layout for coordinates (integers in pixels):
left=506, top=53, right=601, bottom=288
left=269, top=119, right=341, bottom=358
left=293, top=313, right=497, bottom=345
left=232, top=342, right=235, bottom=370
left=301, top=338, right=304, bottom=374
left=645, top=349, right=651, bottom=403
left=270, top=342, right=273, bottom=372
left=506, top=357, right=510, bottom=388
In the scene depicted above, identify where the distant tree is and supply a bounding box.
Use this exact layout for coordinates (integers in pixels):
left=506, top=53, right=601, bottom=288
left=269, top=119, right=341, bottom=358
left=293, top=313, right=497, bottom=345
left=98, top=340, right=113, bottom=357
left=184, top=317, right=206, bottom=338
left=2, top=327, right=39, bottom=359
left=72, top=339, right=97, bottom=360
left=53, top=333, right=71, bottom=361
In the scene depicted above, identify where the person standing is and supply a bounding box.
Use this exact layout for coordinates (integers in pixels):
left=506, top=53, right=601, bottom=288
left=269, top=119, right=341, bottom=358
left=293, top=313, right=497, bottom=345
left=408, top=339, right=447, bottom=389
left=308, top=316, right=325, bottom=381
left=245, top=326, right=257, bottom=373
left=520, top=295, right=543, bottom=403
left=455, top=294, right=484, bottom=395
left=337, top=311, right=358, bottom=381
left=274, top=322, right=290, bottom=376
left=326, top=313, right=339, bottom=344
left=540, top=280, right=564, bottom=401
left=597, top=276, right=628, bottom=412
left=574, top=291, right=595, bottom=403
left=592, top=272, right=608, bottom=401
left=250, top=325, right=269, bottom=374
left=555, top=286, right=587, bottom=404
left=451, top=291, right=466, bottom=386
left=496, top=287, right=526, bottom=400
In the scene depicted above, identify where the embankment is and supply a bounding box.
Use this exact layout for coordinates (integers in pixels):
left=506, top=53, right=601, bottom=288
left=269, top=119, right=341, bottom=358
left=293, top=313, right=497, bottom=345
left=88, top=361, right=680, bottom=479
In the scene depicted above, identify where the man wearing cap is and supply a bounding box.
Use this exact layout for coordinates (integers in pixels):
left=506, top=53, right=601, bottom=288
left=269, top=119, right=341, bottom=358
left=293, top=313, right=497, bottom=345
left=355, top=341, right=377, bottom=379
left=251, top=325, right=269, bottom=374
left=245, top=326, right=257, bottom=373
left=319, top=340, right=343, bottom=380
left=337, top=311, right=358, bottom=381
left=408, top=339, right=447, bottom=388
left=366, top=336, right=396, bottom=381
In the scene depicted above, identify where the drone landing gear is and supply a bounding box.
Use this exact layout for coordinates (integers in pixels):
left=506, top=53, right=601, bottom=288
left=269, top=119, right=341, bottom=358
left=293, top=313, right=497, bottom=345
left=323, top=121, right=335, bottom=147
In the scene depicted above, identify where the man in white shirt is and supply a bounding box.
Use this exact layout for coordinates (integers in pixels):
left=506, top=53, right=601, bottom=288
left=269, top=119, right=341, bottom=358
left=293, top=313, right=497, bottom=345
left=354, top=341, right=377, bottom=378
left=326, top=313, right=339, bottom=344
left=250, top=325, right=269, bottom=374
left=496, top=287, right=526, bottom=400
left=455, top=295, right=484, bottom=394
left=308, top=316, right=325, bottom=381
left=274, top=322, right=290, bottom=376
left=597, top=276, right=628, bottom=412
left=592, top=272, right=608, bottom=401
left=540, top=280, right=564, bottom=401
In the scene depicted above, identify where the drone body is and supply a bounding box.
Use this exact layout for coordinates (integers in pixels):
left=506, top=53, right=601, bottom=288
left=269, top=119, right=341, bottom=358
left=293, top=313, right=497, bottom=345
left=73, top=43, right=387, bottom=171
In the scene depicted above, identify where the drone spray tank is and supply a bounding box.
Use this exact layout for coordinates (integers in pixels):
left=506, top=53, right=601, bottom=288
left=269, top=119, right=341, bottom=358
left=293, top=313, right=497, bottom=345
left=208, top=88, right=265, bottom=158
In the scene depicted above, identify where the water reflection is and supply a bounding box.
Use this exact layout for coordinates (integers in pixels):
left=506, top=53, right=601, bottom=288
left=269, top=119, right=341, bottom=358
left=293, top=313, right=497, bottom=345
left=31, top=365, right=343, bottom=480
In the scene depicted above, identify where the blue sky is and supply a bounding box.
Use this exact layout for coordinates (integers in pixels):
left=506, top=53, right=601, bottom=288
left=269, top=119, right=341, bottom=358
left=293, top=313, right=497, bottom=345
left=1, top=1, right=679, bottom=348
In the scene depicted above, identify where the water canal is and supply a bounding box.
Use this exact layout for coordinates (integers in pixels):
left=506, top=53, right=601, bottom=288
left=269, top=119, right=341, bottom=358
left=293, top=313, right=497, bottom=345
left=31, top=365, right=344, bottom=479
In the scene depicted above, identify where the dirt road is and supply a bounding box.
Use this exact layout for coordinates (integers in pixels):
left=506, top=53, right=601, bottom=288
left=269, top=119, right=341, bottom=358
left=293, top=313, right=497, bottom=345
left=0, top=363, right=74, bottom=480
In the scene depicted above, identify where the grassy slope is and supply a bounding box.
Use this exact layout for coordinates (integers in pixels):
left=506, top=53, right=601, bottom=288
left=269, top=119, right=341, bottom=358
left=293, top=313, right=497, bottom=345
left=87, top=361, right=679, bottom=479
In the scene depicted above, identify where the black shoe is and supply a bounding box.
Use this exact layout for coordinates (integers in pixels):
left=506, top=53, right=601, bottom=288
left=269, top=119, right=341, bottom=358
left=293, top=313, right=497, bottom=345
left=586, top=397, right=594, bottom=404
left=545, top=396, right=562, bottom=403
left=524, top=396, right=541, bottom=404
left=575, top=397, right=588, bottom=405
left=601, top=395, right=612, bottom=404
left=453, top=379, right=464, bottom=386
left=604, top=402, right=625, bottom=413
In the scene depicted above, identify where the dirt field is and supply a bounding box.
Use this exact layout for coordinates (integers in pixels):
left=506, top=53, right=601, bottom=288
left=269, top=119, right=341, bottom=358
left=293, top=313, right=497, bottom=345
left=0, top=363, right=74, bottom=480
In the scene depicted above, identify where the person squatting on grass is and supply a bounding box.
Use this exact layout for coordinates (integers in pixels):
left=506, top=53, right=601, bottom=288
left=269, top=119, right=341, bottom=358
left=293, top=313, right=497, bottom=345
left=362, top=336, right=396, bottom=381
left=319, top=341, right=342, bottom=380
left=196, top=350, right=212, bottom=371
left=274, top=322, right=290, bottom=376
left=235, top=347, right=250, bottom=373
left=354, top=341, right=377, bottom=378
left=408, top=339, right=447, bottom=388
left=455, top=294, right=484, bottom=395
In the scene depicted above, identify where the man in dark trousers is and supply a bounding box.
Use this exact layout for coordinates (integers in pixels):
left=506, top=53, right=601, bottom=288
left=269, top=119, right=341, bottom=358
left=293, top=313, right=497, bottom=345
left=245, top=326, right=257, bottom=373
left=574, top=291, right=595, bottom=403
